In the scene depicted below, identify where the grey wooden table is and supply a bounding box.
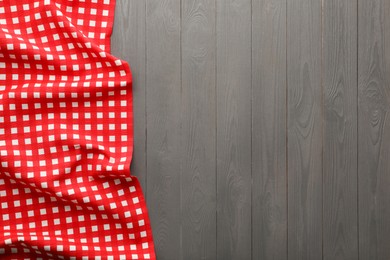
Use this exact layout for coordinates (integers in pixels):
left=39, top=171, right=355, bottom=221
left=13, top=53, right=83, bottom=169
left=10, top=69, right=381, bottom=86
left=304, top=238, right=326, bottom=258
left=111, top=0, right=390, bottom=259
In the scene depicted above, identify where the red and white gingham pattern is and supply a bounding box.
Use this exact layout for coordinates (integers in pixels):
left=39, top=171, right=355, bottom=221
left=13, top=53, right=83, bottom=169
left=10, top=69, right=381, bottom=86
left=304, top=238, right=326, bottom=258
left=0, top=0, right=155, bottom=259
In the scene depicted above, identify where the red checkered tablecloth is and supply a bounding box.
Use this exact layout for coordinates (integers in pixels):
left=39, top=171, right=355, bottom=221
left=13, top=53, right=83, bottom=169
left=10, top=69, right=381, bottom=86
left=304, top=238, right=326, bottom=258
left=0, top=0, right=155, bottom=259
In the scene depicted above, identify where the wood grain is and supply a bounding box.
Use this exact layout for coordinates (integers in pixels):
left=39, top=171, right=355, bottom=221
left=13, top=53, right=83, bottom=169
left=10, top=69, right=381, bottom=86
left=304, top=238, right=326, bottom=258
left=251, top=0, right=287, bottom=259
left=216, top=0, right=252, bottom=259
left=145, top=0, right=182, bottom=259
left=322, top=1, right=358, bottom=259
left=181, top=0, right=217, bottom=259
left=358, top=0, right=390, bottom=259
left=287, top=0, right=323, bottom=259
left=111, top=0, right=147, bottom=189
left=109, top=1, right=390, bottom=258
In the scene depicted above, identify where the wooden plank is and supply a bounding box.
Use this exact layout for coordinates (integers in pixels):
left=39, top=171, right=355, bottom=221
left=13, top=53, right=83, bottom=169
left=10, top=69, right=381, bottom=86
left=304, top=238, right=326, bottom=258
left=111, top=0, right=147, bottom=189
left=216, top=0, right=251, bottom=259
left=287, top=0, right=322, bottom=259
left=181, top=0, right=216, bottom=259
left=251, top=0, right=287, bottom=259
left=358, top=0, right=390, bottom=259
left=145, top=0, right=182, bottom=259
left=322, top=1, right=358, bottom=259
